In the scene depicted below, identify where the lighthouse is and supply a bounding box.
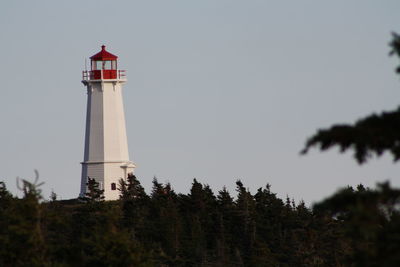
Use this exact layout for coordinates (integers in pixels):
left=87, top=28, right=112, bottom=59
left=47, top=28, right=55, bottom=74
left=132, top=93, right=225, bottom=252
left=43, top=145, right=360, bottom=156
left=80, top=45, right=135, bottom=200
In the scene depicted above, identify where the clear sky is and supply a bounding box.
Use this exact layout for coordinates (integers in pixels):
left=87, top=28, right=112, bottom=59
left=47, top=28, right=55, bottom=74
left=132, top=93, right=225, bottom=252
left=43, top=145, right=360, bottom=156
left=1, top=0, right=399, bottom=204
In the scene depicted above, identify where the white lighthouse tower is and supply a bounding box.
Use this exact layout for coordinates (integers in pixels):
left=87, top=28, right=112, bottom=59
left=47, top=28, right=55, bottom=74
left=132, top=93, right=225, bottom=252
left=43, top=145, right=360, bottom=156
left=80, top=45, right=135, bottom=200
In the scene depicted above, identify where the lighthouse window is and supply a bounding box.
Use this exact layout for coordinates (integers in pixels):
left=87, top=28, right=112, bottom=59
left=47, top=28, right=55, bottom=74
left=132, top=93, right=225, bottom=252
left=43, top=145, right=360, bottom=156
left=92, top=60, right=115, bottom=70
left=95, top=61, right=103, bottom=70
left=111, top=183, right=116, bottom=190
left=103, top=61, right=112, bottom=70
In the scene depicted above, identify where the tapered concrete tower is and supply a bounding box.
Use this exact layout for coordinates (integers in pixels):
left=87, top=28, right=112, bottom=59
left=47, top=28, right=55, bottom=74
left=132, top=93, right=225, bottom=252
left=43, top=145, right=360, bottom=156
left=80, top=45, right=135, bottom=200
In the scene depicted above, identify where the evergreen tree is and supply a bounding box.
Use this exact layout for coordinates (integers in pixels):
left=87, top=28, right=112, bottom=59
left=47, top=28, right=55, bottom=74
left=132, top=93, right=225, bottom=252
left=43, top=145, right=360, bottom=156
left=215, top=187, right=235, bottom=265
left=149, top=178, right=182, bottom=265
left=49, top=190, right=57, bottom=202
left=253, top=184, right=284, bottom=263
left=119, top=173, right=149, bottom=236
left=81, top=177, right=105, bottom=202
left=234, top=180, right=257, bottom=265
left=0, top=173, right=47, bottom=266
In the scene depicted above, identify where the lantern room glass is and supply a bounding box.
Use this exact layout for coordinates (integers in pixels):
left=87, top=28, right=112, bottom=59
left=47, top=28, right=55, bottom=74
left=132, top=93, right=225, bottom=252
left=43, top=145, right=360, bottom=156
left=95, top=61, right=102, bottom=70
left=92, top=60, right=117, bottom=70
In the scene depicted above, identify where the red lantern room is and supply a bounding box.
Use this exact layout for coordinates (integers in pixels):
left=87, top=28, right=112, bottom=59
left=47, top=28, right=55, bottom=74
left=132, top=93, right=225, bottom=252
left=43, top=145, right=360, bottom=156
left=82, top=45, right=126, bottom=81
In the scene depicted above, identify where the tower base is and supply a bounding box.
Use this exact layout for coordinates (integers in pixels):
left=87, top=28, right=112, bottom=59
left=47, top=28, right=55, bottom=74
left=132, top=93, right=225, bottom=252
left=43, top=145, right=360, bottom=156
left=80, top=160, right=136, bottom=200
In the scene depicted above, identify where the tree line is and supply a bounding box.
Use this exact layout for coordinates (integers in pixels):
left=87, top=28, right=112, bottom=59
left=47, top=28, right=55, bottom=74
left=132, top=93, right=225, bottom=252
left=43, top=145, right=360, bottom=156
left=1, top=173, right=400, bottom=266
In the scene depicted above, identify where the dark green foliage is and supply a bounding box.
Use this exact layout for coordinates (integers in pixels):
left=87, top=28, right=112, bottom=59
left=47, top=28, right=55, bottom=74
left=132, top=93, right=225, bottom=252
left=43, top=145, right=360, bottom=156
left=302, top=107, right=400, bottom=163
left=0, top=173, right=47, bottom=266
left=81, top=177, right=105, bottom=202
left=0, top=176, right=354, bottom=266
left=302, top=33, right=400, bottom=164
left=2, top=174, right=400, bottom=266
left=119, top=173, right=149, bottom=233
left=313, top=182, right=400, bottom=266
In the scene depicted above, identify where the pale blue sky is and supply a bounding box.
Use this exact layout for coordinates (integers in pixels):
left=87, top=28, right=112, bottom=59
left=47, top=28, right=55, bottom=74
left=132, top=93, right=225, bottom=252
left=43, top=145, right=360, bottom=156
left=1, top=0, right=399, bottom=204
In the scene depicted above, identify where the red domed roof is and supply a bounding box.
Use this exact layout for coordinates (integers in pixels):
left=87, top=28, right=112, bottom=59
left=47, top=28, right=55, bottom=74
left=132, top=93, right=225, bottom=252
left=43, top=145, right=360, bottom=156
left=90, top=45, right=118, bottom=60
